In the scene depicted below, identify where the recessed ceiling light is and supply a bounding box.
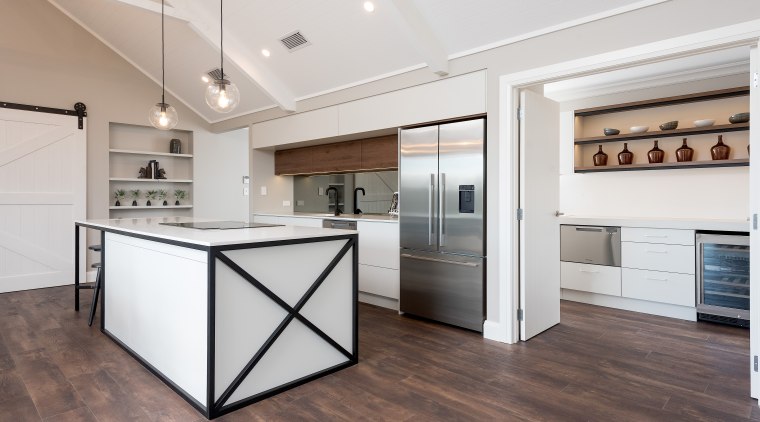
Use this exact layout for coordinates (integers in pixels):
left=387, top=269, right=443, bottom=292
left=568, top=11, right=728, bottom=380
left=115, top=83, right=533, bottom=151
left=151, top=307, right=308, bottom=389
left=261, top=49, right=271, bottom=57
left=201, top=75, right=210, bottom=83
left=363, top=1, right=374, bottom=12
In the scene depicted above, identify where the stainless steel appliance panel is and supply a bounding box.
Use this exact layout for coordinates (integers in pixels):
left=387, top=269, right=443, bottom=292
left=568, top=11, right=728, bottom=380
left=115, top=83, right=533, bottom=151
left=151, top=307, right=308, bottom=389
left=697, top=233, right=749, bottom=322
left=322, top=219, right=357, bottom=230
left=438, top=119, right=485, bottom=256
left=399, top=125, right=439, bottom=252
left=560, top=225, right=621, bottom=267
left=400, top=250, right=484, bottom=332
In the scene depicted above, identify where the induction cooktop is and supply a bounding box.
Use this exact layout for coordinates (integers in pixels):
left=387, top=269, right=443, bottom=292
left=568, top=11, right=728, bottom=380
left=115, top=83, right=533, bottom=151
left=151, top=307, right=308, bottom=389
left=159, top=221, right=284, bottom=230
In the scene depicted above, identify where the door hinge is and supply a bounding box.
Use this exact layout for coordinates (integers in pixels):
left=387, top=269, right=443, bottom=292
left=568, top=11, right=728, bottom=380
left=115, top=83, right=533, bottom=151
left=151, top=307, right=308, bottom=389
left=754, top=72, right=759, bottom=88
left=517, top=208, right=524, bottom=220
left=517, top=107, right=525, bottom=121
left=754, top=355, right=758, bottom=372
left=754, top=214, right=758, bottom=231
left=517, top=309, right=524, bottom=321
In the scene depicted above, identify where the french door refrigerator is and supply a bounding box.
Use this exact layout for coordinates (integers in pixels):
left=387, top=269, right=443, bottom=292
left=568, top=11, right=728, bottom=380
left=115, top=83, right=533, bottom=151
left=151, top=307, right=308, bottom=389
left=399, top=118, right=485, bottom=332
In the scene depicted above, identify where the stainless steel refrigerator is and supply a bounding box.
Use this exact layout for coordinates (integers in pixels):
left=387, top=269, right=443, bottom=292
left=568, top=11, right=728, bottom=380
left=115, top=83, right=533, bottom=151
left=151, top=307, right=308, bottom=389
left=399, top=118, right=485, bottom=332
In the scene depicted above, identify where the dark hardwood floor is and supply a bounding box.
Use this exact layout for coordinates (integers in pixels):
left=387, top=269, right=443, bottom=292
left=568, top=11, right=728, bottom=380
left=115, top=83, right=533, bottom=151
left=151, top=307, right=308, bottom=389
left=0, top=285, right=756, bottom=421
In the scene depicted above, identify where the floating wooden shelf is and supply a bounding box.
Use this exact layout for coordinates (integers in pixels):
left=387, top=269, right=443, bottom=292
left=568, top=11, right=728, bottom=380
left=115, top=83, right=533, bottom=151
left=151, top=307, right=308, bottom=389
left=109, top=178, right=193, bottom=183
left=575, top=122, right=749, bottom=145
left=109, top=205, right=193, bottom=210
left=575, top=158, right=748, bottom=173
left=574, top=86, right=749, bottom=117
left=109, top=149, right=193, bottom=158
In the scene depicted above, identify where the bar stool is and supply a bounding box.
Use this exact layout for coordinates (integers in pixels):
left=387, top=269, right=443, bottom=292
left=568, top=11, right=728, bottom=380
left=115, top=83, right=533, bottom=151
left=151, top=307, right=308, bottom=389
left=74, top=244, right=102, bottom=326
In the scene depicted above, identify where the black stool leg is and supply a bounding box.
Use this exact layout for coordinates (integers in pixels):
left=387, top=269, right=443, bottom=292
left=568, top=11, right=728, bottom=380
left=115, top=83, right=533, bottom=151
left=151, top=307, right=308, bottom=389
left=88, top=266, right=102, bottom=327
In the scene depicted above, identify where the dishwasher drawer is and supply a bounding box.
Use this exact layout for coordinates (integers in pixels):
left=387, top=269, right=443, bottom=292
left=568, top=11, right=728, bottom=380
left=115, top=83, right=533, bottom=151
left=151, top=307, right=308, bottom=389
left=560, top=225, right=621, bottom=267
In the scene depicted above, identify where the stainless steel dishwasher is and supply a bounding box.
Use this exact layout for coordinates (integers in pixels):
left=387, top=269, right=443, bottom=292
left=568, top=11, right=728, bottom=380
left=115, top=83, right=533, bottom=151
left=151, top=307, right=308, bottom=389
left=322, top=219, right=357, bottom=230
left=560, top=225, right=621, bottom=267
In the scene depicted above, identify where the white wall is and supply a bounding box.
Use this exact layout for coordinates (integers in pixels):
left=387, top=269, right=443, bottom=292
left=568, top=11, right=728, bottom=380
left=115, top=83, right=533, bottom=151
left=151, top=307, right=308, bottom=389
left=559, top=74, right=750, bottom=220
left=194, top=128, right=250, bottom=221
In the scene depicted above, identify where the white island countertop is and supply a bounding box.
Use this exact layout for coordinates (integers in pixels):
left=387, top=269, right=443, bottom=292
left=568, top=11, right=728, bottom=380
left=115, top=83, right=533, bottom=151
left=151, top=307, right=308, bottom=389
left=559, top=215, right=749, bottom=232
left=77, top=217, right=356, bottom=247
left=253, top=211, right=399, bottom=223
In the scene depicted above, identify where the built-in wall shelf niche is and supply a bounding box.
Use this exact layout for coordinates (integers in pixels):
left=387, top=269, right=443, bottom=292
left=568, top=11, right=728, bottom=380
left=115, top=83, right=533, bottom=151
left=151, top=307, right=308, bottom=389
left=108, top=123, right=193, bottom=218
left=574, top=86, right=750, bottom=173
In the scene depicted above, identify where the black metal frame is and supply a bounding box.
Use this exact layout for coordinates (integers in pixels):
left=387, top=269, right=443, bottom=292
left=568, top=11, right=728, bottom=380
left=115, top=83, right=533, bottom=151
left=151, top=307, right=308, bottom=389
left=74, top=222, right=358, bottom=419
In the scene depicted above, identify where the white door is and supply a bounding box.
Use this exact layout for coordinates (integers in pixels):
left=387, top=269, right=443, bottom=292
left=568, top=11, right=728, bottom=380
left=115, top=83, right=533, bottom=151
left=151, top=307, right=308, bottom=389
left=519, top=89, right=561, bottom=340
left=749, top=42, right=759, bottom=399
left=0, top=108, right=86, bottom=293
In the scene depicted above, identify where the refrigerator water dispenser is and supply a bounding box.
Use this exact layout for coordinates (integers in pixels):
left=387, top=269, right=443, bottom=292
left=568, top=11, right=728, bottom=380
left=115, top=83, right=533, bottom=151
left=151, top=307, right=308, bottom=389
left=459, top=185, right=475, bottom=213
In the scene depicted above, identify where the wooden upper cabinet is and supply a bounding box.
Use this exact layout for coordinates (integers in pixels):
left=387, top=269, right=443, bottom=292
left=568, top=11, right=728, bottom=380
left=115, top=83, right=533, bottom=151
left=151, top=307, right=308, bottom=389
left=312, top=141, right=362, bottom=173
left=361, top=135, right=398, bottom=170
left=274, top=147, right=313, bottom=175
left=273, top=135, right=398, bottom=175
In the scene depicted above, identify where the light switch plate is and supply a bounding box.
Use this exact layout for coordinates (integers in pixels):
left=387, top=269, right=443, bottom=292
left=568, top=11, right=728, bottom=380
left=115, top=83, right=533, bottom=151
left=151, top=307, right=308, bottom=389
left=297, top=200, right=304, bottom=206
left=318, top=187, right=324, bottom=196
left=243, top=187, right=249, bottom=196
left=260, top=186, right=267, bottom=196
left=282, top=200, right=291, bottom=207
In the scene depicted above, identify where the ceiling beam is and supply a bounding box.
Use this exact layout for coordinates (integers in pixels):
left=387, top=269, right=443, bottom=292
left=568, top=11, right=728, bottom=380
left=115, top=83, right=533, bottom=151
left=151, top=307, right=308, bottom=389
left=107, top=0, right=189, bottom=22
left=387, top=0, right=449, bottom=76
left=170, top=1, right=297, bottom=112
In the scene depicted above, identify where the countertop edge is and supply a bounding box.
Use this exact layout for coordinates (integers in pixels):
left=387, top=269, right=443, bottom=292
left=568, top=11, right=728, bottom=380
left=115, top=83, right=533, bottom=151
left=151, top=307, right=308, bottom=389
left=253, top=212, right=399, bottom=223
left=558, top=216, right=749, bottom=232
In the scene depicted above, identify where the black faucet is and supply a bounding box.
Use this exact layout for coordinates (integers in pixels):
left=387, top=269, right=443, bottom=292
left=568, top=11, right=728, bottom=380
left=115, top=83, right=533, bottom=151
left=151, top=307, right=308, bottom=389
left=326, top=186, right=341, bottom=216
left=353, top=187, right=365, bottom=214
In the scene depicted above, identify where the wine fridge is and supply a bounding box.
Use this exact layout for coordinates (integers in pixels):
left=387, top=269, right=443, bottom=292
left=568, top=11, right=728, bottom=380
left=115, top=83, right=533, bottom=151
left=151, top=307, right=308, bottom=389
left=696, top=232, right=749, bottom=327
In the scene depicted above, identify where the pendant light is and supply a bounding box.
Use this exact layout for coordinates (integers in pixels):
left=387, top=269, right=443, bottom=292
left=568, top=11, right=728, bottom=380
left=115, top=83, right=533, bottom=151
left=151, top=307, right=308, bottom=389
left=205, top=0, right=240, bottom=113
left=148, top=0, right=178, bottom=130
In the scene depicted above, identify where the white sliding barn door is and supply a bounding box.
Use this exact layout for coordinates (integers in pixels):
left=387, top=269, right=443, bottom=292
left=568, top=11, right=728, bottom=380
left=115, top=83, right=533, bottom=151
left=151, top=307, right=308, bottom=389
left=0, top=108, right=86, bottom=293
left=519, top=90, right=561, bottom=341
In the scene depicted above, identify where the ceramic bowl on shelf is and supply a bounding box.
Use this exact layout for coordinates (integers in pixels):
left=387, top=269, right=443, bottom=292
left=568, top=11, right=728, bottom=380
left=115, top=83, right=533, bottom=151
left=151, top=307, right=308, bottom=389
left=629, top=126, right=649, bottom=133
left=693, top=119, right=715, bottom=127
left=659, top=120, right=679, bottom=131
left=603, top=128, right=620, bottom=136
left=729, top=112, right=750, bottom=124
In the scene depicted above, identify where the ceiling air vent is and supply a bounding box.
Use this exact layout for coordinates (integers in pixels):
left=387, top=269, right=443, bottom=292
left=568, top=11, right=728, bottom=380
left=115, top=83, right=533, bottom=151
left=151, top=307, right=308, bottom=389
left=206, top=68, right=229, bottom=81
left=279, top=31, right=311, bottom=52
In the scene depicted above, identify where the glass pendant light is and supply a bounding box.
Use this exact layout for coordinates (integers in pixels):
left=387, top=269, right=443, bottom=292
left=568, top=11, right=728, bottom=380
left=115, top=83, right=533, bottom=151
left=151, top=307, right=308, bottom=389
left=205, top=0, right=240, bottom=113
left=149, top=0, right=178, bottom=130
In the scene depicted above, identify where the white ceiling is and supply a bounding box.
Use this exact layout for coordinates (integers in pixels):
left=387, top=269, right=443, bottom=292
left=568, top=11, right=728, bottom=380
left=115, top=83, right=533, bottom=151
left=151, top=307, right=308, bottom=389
left=48, top=0, right=666, bottom=123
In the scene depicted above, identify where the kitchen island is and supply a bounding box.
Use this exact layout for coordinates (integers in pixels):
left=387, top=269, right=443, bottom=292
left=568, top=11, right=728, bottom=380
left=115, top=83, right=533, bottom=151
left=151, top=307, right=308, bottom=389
left=74, top=217, right=358, bottom=419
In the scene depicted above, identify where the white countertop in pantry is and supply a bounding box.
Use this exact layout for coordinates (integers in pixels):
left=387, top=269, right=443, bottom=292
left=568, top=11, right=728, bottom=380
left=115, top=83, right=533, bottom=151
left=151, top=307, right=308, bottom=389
left=253, top=212, right=399, bottom=223
left=559, top=215, right=749, bottom=232
left=76, top=217, right=356, bottom=247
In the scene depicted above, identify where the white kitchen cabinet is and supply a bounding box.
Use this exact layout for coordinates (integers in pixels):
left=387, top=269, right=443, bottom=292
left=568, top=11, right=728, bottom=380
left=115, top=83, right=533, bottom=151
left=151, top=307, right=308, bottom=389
left=560, top=262, right=621, bottom=296
left=621, top=227, right=694, bottom=246
left=622, top=268, right=695, bottom=307
left=359, top=264, right=399, bottom=299
left=357, top=220, right=399, bottom=269
left=250, top=106, right=339, bottom=149
left=621, top=242, right=695, bottom=274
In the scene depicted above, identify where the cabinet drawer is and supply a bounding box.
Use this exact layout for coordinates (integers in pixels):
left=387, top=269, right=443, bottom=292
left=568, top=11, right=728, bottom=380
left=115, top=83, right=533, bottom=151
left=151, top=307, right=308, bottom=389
left=560, top=262, right=621, bottom=296
left=357, top=221, right=400, bottom=269
left=359, top=264, right=399, bottom=299
left=622, top=242, right=695, bottom=274
left=622, top=268, right=695, bottom=307
left=621, top=228, right=694, bottom=246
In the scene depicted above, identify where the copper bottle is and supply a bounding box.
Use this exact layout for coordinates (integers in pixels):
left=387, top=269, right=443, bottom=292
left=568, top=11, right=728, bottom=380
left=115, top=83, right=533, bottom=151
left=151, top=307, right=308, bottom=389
left=711, top=135, right=730, bottom=160
left=675, top=138, right=693, bottom=162
left=647, top=140, right=664, bottom=163
left=618, top=143, right=633, bottom=165
left=593, top=145, right=608, bottom=166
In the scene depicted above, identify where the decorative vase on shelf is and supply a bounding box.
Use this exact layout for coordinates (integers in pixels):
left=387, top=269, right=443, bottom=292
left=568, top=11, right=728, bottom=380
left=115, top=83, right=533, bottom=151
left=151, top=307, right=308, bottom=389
left=675, top=138, right=694, bottom=162
left=647, top=140, right=664, bottom=163
left=618, top=143, right=633, bottom=165
left=170, top=138, right=182, bottom=154
left=593, top=145, right=608, bottom=166
left=711, top=135, right=730, bottom=160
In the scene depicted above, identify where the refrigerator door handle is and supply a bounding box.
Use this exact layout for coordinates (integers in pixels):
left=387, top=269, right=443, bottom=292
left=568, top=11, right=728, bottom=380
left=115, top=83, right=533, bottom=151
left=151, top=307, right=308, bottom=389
left=428, top=173, right=435, bottom=245
left=401, top=253, right=479, bottom=267
left=440, top=172, right=446, bottom=246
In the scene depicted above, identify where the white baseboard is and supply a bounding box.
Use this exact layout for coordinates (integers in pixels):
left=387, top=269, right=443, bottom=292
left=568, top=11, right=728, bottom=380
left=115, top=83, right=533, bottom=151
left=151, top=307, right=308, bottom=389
left=358, top=292, right=398, bottom=310
left=483, top=319, right=512, bottom=344
left=561, top=289, right=697, bottom=321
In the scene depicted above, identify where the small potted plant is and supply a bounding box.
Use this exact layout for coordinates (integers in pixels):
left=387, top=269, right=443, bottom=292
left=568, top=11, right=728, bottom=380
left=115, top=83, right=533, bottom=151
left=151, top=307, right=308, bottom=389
left=114, top=189, right=126, bottom=206
left=158, top=189, right=168, bottom=206
left=174, top=189, right=187, bottom=206
left=130, top=189, right=141, bottom=206
left=145, top=190, right=158, bottom=206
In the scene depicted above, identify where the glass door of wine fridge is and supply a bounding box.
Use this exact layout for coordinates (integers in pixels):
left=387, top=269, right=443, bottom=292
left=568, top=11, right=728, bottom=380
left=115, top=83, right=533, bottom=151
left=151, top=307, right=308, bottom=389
left=696, top=233, right=750, bottom=326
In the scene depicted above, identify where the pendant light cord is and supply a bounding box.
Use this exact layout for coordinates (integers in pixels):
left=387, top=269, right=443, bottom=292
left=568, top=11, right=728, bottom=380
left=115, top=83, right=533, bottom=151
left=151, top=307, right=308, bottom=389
left=220, top=0, right=224, bottom=78
left=161, top=0, right=166, bottom=104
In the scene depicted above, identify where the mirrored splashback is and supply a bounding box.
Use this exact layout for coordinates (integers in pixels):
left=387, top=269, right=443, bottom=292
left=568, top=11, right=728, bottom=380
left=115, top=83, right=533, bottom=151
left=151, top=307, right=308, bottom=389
left=293, top=171, right=398, bottom=214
